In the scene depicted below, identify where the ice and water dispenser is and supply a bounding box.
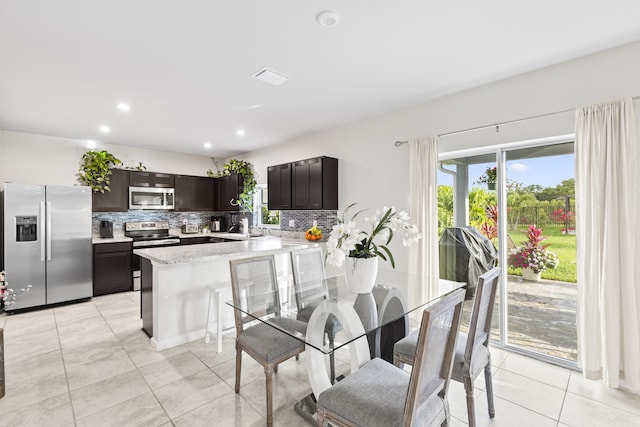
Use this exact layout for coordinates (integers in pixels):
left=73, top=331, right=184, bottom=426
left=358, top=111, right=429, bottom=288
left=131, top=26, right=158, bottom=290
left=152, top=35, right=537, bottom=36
left=15, top=216, right=38, bottom=242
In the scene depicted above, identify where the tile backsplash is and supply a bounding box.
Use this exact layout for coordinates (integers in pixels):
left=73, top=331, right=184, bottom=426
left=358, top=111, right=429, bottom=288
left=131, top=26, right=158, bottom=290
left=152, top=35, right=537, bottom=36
left=92, top=211, right=252, bottom=234
left=92, top=209, right=337, bottom=235
left=279, top=210, right=338, bottom=232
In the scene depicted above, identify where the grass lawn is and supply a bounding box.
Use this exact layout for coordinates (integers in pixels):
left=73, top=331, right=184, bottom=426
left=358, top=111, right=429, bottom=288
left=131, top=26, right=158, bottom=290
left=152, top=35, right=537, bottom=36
left=507, top=225, right=577, bottom=282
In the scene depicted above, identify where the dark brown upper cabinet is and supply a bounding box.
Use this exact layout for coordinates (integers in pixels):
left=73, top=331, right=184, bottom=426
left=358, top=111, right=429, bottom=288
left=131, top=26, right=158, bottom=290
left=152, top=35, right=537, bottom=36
left=195, top=177, right=215, bottom=211
left=175, top=175, right=215, bottom=211
left=267, top=156, right=338, bottom=210
left=267, top=163, right=292, bottom=210
left=129, top=171, right=175, bottom=188
left=215, top=174, right=243, bottom=212
left=92, top=168, right=129, bottom=212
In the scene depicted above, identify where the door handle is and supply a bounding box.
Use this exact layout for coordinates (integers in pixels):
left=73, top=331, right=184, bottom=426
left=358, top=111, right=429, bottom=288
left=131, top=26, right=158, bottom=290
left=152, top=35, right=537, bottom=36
left=40, top=201, right=46, bottom=261
left=46, top=201, right=52, bottom=261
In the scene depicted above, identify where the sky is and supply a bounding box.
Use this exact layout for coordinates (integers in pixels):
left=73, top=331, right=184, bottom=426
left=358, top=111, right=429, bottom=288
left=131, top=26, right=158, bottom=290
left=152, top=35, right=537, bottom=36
left=438, top=154, right=575, bottom=189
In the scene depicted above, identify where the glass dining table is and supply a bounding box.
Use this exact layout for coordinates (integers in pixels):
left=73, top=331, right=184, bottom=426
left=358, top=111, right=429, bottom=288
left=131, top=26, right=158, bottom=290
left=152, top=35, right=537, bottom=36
left=226, top=269, right=465, bottom=423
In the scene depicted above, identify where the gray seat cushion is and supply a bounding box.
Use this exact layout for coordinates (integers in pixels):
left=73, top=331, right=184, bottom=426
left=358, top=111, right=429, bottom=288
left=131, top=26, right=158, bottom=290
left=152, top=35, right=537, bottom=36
left=318, top=358, right=446, bottom=427
left=237, top=317, right=306, bottom=362
left=318, top=358, right=408, bottom=426
left=451, top=333, right=490, bottom=381
left=395, top=331, right=490, bottom=381
left=393, top=329, right=419, bottom=361
left=298, top=302, right=342, bottom=336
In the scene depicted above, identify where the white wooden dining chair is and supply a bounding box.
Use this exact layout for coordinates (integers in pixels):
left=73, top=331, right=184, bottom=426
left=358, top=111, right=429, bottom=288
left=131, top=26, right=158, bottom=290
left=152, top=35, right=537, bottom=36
left=394, top=267, right=501, bottom=427
left=316, top=288, right=466, bottom=427
left=229, top=255, right=307, bottom=427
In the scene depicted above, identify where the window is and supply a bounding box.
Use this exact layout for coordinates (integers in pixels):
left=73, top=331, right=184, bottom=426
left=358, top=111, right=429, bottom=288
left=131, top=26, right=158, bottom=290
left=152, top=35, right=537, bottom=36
left=253, top=184, right=280, bottom=228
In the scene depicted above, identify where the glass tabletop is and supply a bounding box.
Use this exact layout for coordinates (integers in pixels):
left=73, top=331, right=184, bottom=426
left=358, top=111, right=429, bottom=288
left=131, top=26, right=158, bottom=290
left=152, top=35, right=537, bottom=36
left=227, top=270, right=466, bottom=355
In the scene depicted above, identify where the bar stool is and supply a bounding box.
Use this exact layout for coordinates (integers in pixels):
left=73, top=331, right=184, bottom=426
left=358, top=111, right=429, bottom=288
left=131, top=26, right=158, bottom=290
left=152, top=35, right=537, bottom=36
left=204, top=283, right=234, bottom=353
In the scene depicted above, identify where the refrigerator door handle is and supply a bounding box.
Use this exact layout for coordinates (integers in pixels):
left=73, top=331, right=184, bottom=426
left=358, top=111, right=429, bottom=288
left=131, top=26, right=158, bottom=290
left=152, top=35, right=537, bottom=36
left=40, top=201, right=46, bottom=261
left=46, top=201, right=52, bottom=260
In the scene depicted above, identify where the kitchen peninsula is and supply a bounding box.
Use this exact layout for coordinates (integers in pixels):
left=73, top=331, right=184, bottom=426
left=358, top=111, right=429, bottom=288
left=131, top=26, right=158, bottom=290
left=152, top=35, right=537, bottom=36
left=134, top=237, right=313, bottom=350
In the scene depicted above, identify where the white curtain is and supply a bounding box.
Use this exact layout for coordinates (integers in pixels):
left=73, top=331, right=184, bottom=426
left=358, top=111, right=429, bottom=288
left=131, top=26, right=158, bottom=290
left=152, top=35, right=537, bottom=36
left=408, top=136, right=440, bottom=306
left=575, top=97, right=640, bottom=393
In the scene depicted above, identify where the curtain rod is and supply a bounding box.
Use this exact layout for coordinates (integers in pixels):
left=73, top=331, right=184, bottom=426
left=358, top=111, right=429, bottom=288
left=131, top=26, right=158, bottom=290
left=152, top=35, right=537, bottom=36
left=393, top=95, right=640, bottom=147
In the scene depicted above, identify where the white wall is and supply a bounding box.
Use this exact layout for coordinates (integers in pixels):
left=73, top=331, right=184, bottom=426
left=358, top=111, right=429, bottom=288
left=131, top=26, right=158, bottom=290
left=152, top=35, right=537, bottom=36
left=237, top=41, right=640, bottom=272
left=0, top=131, right=215, bottom=186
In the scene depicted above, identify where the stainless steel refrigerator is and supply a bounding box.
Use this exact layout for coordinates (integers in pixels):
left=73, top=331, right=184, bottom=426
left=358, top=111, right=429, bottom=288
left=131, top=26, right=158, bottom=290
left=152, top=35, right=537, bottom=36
left=2, top=183, right=92, bottom=310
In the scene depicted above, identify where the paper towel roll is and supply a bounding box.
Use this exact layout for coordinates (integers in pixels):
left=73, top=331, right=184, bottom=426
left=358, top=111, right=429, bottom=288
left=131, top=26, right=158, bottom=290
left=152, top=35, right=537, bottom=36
left=241, top=218, right=249, bottom=234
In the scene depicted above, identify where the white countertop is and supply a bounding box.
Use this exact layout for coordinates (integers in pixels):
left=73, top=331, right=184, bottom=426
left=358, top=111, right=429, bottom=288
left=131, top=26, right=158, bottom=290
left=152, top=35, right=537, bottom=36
left=173, top=230, right=254, bottom=241
left=92, top=235, right=133, bottom=244
left=134, top=237, right=316, bottom=265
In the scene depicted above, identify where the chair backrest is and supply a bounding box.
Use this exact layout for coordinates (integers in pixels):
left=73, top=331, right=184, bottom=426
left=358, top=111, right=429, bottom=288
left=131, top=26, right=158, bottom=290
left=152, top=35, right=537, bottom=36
left=290, top=247, right=327, bottom=310
left=403, top=288, right=466, bottom=426
left=464, top=267, right=501, bottom=363
left=229, top=255, right=281, bottom=333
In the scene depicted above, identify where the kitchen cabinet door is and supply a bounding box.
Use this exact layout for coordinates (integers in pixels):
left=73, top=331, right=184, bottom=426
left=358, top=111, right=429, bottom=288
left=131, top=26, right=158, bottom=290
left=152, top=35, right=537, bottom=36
left=291, top=156, right=338, bottom=210
left=93, top=242, right=133, bottom=296
left=174, top=175, right=196, bottom=211
left=92, top=169, right=129, bottom=212
left=267, top=163, right=292, bottom=210
left=215, top=174, right=242, bottom=211
left=130, top=171, right=175, bottom=188
left=195, top=177, right=215, bottom=211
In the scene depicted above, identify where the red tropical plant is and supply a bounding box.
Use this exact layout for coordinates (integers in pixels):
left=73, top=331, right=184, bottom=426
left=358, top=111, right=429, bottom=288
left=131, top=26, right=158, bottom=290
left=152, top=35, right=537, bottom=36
left=480, top=205, right=498, bottom=240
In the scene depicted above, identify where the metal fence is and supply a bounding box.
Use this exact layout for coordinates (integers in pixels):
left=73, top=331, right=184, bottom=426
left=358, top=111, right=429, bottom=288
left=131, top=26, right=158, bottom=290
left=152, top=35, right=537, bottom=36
left=507, top=199, right=576, bottom=230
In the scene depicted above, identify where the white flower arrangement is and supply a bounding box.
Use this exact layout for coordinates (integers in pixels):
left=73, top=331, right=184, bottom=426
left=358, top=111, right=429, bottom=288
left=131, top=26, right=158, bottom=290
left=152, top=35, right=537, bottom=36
left=326, top=204, right=421, bottom=268
left=0, top=271, right=32, bottom=312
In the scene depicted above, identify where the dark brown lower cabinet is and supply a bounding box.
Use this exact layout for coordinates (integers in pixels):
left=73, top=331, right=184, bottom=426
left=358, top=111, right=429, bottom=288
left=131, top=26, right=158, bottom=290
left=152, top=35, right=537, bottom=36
left=141, top=258, right=153, bottom=337
left=93, top=242, right=133, bottom=296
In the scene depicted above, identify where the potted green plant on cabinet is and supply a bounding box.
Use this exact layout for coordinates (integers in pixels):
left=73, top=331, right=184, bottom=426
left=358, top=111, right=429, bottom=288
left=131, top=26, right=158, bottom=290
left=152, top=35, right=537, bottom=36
left=208, top=159, right=257, bottom=212
left=78, top=150, right=122, bottom=193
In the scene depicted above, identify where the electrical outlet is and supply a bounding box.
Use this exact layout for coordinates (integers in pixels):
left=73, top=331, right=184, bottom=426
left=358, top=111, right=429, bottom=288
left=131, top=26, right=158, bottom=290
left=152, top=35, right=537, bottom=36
left=289, top=219, right=295, bottom=227
left=313, top=220, right=318, bottom=227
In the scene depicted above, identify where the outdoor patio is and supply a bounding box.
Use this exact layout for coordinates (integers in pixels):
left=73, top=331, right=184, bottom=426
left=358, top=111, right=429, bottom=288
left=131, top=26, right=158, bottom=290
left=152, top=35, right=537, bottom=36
left=461, top=274, right=578, bottom=362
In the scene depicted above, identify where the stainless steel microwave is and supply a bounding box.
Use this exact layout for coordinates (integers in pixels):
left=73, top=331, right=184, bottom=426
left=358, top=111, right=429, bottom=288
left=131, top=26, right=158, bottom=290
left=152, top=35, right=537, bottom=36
left=129, top=187, right=175, bottom=210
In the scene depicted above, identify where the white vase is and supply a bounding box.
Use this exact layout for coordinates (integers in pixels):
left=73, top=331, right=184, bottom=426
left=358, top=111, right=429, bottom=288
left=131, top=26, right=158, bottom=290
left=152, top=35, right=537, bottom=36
left=522, top=267, right=541, bottom=281
left=344, top=256, right=378, bottom=294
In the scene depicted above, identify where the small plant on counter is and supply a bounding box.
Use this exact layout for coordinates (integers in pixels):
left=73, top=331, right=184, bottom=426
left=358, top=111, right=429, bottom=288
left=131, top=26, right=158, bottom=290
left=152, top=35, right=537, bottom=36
left=207, top=159, right=257, bottom=212
left=78, top=150, right=122, bottom=193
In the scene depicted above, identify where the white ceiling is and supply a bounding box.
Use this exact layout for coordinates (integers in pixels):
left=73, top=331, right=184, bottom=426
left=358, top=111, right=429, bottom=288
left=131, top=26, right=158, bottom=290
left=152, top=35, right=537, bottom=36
left=2, top=1, right=640, bottom=157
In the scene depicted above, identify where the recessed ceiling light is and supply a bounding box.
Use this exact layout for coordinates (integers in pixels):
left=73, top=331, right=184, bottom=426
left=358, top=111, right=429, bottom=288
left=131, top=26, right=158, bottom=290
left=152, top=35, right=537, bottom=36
left=87, top=140, right=97, bottom=149
left=317, top=10, right=340, bottom=27
left=251, top=67, right=289, bottom=86
left=99, top=125, right=110, bottom=133
left=117, top=102, right=131, bottom=112
left=203, top=142, right=212, bottom=149
left=236, top=129, right=246, bottom=137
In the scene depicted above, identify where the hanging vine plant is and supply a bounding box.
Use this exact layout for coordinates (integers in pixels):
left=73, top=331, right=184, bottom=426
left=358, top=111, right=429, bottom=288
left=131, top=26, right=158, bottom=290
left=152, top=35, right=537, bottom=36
left=207, top=158, right=257, bottom=212
left=78, top=150, right=122, bottom=193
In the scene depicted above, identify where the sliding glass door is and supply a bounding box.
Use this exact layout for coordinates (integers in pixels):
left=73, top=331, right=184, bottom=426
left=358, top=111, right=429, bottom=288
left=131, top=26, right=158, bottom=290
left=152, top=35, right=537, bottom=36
left=438, top=138, right=577, bottom=366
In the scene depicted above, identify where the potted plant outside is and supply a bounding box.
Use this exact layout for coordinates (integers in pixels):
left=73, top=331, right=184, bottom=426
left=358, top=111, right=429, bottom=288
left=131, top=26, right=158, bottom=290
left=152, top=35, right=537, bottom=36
left=507, top=225, right=559, bottom=281
left=475, top=166, right=497, bottom=190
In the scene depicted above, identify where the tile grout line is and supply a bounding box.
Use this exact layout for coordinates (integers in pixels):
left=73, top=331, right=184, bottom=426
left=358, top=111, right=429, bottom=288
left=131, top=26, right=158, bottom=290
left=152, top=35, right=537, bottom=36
left=556, top=369, right=573, bottom=426
left=94, top=297, right=177, bottom=426
left=487, top=363, right=567, bottom=424
left=52, top=307, right=80, bottom=427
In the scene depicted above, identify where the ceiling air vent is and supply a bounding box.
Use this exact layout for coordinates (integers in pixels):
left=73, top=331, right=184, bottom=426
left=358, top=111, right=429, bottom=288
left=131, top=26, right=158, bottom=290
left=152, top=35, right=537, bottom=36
left=251, top=67, right=289, bottom=86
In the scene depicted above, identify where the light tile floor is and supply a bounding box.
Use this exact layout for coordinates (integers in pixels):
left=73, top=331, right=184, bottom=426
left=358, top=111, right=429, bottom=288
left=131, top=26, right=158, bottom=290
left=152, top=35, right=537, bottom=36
left=1, top=291, right=639, bottom=426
